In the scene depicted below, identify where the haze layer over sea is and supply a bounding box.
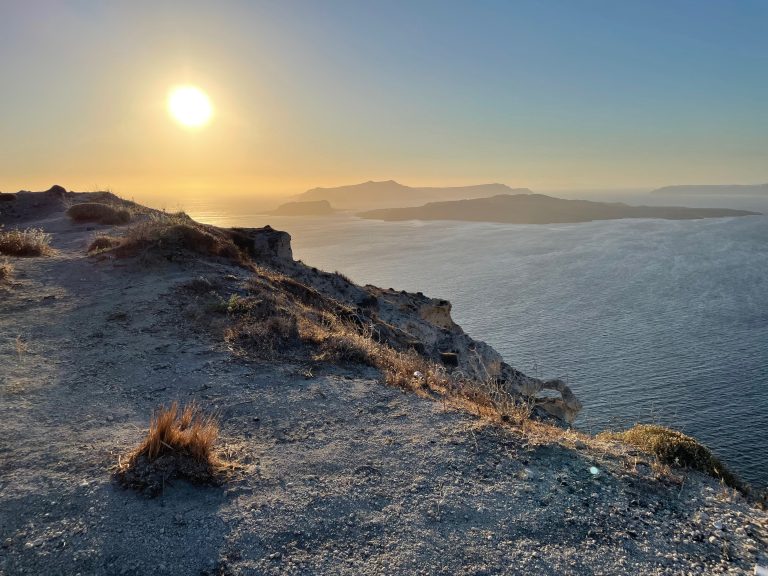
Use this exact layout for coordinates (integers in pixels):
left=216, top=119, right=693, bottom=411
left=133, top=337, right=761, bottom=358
left=190, top=196, right=768, bottom=487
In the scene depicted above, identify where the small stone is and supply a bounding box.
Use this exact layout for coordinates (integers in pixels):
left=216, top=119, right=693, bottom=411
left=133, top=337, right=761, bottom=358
left=708, top=535, right=717, bottom=544
left=269, top=552, right=281, bottom=560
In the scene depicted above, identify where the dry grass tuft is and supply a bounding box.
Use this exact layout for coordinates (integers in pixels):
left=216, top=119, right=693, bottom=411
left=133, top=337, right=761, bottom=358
left=598, top=424, right=742, bottom=490
left=0, top=259, right=13, bottom=283
left=87, top=235, right=122, bottom=253
left=102, top=213, right=244, bottom=262
left=116, top=402, right=228, bottom=495
left=0, top=227, right=53, bottom=257
left=67, top=202, right=132, bottom=225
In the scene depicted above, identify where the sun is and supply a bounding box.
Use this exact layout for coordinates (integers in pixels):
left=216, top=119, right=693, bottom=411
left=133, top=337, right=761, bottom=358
left=167, top=85, right=213, bottom=128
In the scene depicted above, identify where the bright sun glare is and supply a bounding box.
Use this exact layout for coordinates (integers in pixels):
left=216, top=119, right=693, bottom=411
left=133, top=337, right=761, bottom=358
left=167, top=86, right=213, bottom=128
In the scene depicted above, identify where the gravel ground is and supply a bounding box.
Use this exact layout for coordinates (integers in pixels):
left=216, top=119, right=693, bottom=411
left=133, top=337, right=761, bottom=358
left=1, top=201, right=767, bottom=575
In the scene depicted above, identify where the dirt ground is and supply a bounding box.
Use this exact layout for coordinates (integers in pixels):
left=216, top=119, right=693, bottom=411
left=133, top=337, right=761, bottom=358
left=1, top=200, right=767, bottom=575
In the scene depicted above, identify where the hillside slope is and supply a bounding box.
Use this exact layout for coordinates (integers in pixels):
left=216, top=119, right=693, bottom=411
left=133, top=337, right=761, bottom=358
left=1, top=189, right=766, bottom=575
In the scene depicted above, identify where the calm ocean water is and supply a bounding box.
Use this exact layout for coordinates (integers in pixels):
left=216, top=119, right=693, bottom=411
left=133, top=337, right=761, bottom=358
left=189, top=200, right=768, bottom=487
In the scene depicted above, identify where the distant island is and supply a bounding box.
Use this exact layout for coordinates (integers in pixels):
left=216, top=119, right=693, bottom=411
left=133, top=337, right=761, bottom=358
left=358, top=193, right=761, bottom=224
left=269, top=199, right=337, bottom=216
left=652, top=184, right=768, bottom=196
left=295, top=180, right=531, bottom=209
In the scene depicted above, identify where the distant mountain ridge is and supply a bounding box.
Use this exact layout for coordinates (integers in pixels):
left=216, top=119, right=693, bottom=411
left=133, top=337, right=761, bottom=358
left=358, top=193, right=760, bottom=224
left=652, top=184, right=768, bottom=196
left=295, top=180, right=531, bottom=209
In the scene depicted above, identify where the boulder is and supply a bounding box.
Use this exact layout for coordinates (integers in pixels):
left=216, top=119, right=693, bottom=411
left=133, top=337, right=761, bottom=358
left=229, top=226, right=293, bottom=261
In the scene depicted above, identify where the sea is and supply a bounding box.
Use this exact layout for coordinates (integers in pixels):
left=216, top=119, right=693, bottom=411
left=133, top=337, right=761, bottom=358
left=186, top=193, right=768, bottom=487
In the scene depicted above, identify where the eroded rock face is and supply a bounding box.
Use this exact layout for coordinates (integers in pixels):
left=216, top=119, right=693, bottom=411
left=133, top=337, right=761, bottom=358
left=501, top=365, right=583, bottom=424
left=418, top=299, right=454, bottom=330
left=229, top=226, right=293, bottom=261
left=269, top=226, right=582, bottom=424
left=359, top=286, right=502, bottom=378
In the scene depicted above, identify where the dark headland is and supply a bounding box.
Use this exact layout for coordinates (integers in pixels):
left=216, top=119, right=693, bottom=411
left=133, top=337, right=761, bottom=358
left=269, top=199, right=337, bottom=216
left=1, top=187, right=767, bottom=575
left=358, top=193, right=761, bottom=224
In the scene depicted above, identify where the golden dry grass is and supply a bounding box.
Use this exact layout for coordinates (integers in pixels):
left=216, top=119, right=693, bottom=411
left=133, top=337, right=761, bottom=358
left=598, top=424, right=742, bottom=490
left=0, top=227, right=53, bottom=257
left=66, top=202, right=132, bottom=225
left=116, top=402, right=228, bottom=495
left=100, top=212, right=244, bottom=262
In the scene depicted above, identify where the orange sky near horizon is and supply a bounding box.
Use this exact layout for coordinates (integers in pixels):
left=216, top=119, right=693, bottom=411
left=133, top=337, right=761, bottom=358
left=1, top=2, right=766, bottom=204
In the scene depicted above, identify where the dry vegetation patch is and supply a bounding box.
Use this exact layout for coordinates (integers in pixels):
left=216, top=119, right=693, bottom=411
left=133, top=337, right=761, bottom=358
left=224, top=268, right=548, bottom=429
left=0, top=227, right=53, bottom=257
left=598, top=424, right=742, bottom=490
left=66, top=202, right=133, bottom=225
left=97, top=213, right=245, bottom=262
left=116, top=402, right=229, bottom=496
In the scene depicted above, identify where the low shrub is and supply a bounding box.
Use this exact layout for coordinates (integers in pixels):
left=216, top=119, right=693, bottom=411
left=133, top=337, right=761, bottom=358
left=84, top=212, right=245, bottom=263
left=87, top=235, right=122, bottom=253
left=598, top=424, right=742, bottom=490
left=116, top=402, right=227, bottom=495
left=112, top=214, right=243, bottom=261
left=0, top=227, right=53, bottom=256
left=67, top=202, right=132, bottom=225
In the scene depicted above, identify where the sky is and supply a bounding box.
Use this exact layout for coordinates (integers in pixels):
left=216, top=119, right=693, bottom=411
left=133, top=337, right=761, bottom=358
left=1, top=0, right=766, bottom=203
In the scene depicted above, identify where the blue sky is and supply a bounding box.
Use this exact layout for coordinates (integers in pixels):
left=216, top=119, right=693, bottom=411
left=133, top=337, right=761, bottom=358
left=1, top=0, right=766, bottom=199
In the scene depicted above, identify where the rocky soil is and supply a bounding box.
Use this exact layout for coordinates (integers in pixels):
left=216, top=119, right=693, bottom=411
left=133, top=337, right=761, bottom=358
left=1, top=191, right=767, bottom=575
